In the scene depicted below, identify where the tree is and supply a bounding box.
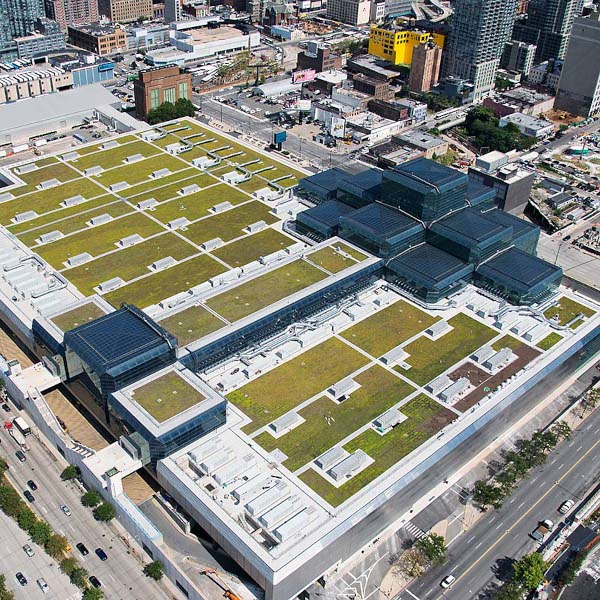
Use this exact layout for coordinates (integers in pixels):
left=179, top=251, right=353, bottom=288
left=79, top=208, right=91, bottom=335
left=45, top=534, right=69, bottom=560
left=59, top=557, right=79, bottom=577
left=0, top=574, right=15, bottom=600
left=81, top=490, right=102, bottom=508
left=143, top=560, right=164, bottom=581
left=17, top=505, right=37, bottom=532
left=584, top=389, right=600, bottom=410
left=0, top=485, right=22, bottom=518
left=70, top=566, right=89, bottom=589
left=93, top=502, right=116, bottom=522
left=0, top=457, right=8, bottom=478
left=60, top=465, right=80, bottom=481
left=393, top=548, right=427, bottom=578
left=511, top=553, right=546, bottom=590
left=82, top=588, right=104, bottom=600
left=82, top=587, right=104, bottom=600
left=174, top=97, right=195, bottom=117
left=473, top=481, right=505, bottom=510
left=415, top=534, right=447, bottom=566
left=492, top=581, right=524, bottom=599
left=147, top=101, right=177, bottom=125
left=29, top=520, right=52, bottom=546
left=551, top=421, right=572, bottom=441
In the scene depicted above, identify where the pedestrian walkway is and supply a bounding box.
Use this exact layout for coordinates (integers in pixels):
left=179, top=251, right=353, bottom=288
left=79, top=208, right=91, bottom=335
left=403, top=521, right=426, bottom=540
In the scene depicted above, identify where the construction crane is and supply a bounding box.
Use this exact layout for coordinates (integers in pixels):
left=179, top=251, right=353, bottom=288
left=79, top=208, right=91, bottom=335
left=201, top=568, right=243, bottom=600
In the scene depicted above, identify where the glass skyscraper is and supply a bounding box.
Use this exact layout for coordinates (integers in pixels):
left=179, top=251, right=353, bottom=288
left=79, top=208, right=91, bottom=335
left=0, top=0, right=45, bottom=58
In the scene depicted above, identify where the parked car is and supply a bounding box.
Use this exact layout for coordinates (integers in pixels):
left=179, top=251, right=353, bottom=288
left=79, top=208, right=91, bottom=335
left=1, top=403, right=10, bottom=412
left=76, top=543, right=89, bottom=556
left=60, top=505, right=71, bottom=516
left=15, top=450, right=26, bottom=462
left=95, top=548, right=108, bottom=561
left=23, top=490, right=35, bottom=502
left=37, top=578, right=49, bottom=594
left=89, top=575, right=102, bottom=588
left=559, top=499, right=574, bottom=514
left=27, top=480, right=37, bottom=491
left=22, top=544, right=34, bottom=557
left=15, top=572, right=27, bottom=586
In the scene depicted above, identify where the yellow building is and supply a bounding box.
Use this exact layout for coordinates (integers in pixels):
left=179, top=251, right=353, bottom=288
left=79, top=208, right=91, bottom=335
left=368, top=24, right=445, bottom=66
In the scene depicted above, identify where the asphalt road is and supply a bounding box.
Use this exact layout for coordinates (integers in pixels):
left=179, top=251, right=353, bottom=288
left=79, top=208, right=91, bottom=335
left=0, top=502, right=79, bottom=600
left=400, top=387, right=600, bottom=599
left=0, top=417, right=169, bottom=600
left=193, top=96, right=351, bottom=170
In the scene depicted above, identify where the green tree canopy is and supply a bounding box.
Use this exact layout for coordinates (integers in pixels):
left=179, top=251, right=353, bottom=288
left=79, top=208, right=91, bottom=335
left=17, top=505, right=37, bottom=532
left=473, top=480, right=505, bottom=510
left=143, top=560, right=164, bottom=581
left=70, top=566, right=89, bottom=589
left=59, top=557, right=79, bottom=577
left=0, top=485, right=22, bottom=518
left=30, top=520, right=53, bottom=546
left=45, top=534, right=70, bottom=560
left=81, top=490, right=102, bottom=508
left=0, top=574, right=15, bottom=600
left=93, top=502, right=116, bottom=522
left=512, top=553, right=546, bottom=590
left=174, top=97, right=195, bottom=117
left=60, top=465, right=80, bottom=481
left=415, top=534, right=447, bottom=566
left=82, top=587, right=104, bottom=600
left=0, top=457, right=8, bottom=477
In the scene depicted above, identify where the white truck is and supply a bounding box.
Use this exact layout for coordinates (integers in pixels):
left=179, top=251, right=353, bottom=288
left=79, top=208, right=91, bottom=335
left=530, top=519, right=554, bottom=542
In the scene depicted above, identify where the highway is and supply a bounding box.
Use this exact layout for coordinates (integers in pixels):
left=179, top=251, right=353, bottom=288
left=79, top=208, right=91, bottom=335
left=0, top=415, right=170, bottom=600
left=399, top=376, right=600, bottom=600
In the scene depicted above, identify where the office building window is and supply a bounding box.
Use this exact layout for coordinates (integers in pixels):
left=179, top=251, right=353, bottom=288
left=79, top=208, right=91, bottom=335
left=164, top=86, right=176, bottom=104
left=150, top=88, right=160, bottom=109
left=178, top=81, right=188, bottom=99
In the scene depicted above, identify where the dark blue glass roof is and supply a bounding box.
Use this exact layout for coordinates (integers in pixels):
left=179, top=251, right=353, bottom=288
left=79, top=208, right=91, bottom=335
left=481, top=209, right=538, bottom=239
left=389, top=243, right=474, bottom=285
left=341, top=203, right=422, bottom=240
left=477, top=247, right=562, bottom=290
left=393, top=157, right=468, bottom=191
left=467, top=179, right=496, bottom=205
left=298, top=200, right=356, bottom=228
left=64, top=305, right=177, bottom=377
left=432, top=207, right=510, bottom=243
left=340, top=168, right=383, bottom=192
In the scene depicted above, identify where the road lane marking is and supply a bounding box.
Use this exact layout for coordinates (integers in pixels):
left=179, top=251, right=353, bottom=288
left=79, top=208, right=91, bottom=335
left=518, top=502, right=525, bottom=508
left=558, top=463, right=564, bottom=470
left=41, top=507, right=47, bottom=514
left=489, top=517, right=495, bottom=523
left=405, top=590, right=421, bottom=600
left=468, top=536, right=476, bottom=543
left=475, top=542, right=483, bottom=549
left=435, top=437, right=600, bottom=600
left=576, top=446, right=583, bottom=452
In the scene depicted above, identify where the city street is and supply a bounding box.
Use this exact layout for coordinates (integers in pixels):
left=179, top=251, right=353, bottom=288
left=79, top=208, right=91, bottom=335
left=0, top=417, right=170, bottom=600
left=0, top=504, right=79, bottom=600
left=399, top=388, right=600, bottom=599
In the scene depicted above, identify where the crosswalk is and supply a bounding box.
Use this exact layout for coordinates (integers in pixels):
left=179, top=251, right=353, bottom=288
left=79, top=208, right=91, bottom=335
left=403, top=521, right=427, bottom=539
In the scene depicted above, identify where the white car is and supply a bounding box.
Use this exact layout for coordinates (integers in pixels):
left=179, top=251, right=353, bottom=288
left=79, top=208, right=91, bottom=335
left=37, top=578, right=49, bottom=594
left=60, top=505, right=71, bottom=516
left=440, top=575, right=456, bottom=589
left=559, top=499, right=574, bottom=514
left=22, top=544, right=34, bottom=557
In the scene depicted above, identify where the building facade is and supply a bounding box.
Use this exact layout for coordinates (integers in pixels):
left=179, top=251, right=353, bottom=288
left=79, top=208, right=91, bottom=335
left=134, top=65, right=192, bottom=119
left=369, top=21, right=445, bottom=66
left=98, top=0, right=152, bottom=22
left=326, top=0, right=371, bottom=26
left=554, top=12, right=600, bottom=118
left=68, top=24, right=126, bottom=55
left=383, top=0, right=411, bottom=16
left=44, top=0, right=99, bottom=31
left=443, top=0, right=518, bottom=101
left=0, top=0, right=46, bottom=58
left=500, top=40, right=536, bottom=77
left=512, top=0, right=580, bottom=63
left=0, top=65, right=72, bottom=103
left=297, top=41, right=342, bottom=73
left=409, top=40, right=443, bottom=92
left=13, top=18, right=66, bottom=59
left=164, top=0, right=182, bottom=23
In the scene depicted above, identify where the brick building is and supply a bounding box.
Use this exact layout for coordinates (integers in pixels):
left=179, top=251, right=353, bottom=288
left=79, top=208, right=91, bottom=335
left=409, top=40, right=442, bottom=92
left=134, top=65, right=192, bottom=119
left=351, top=73, right=392, bottom=100
left=98, top=0, right=153, bottom=22
left=44, top=0, right=99, bottom=31
left=296, top=41, right=342, bottom=73
left=68, top=24, right=126, bottom=55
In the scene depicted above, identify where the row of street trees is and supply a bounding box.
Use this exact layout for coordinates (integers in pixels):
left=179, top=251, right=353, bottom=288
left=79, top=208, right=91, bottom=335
left=493, top=553, right=546, bottom=599
left=473, top=422, right=572, bottom=510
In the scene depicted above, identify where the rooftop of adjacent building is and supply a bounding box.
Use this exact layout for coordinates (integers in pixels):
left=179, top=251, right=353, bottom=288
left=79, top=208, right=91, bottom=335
left=68, top=23, right=124, bottom=37
left=394, top=129, right=447, bottom=149
left=185, top=25, right=251, bottom=43
left=501, top=111, right=554, bottom=129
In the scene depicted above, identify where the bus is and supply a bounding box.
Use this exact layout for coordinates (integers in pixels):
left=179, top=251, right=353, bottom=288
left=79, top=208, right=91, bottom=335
left=13, top=417, right=31, bottom=437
